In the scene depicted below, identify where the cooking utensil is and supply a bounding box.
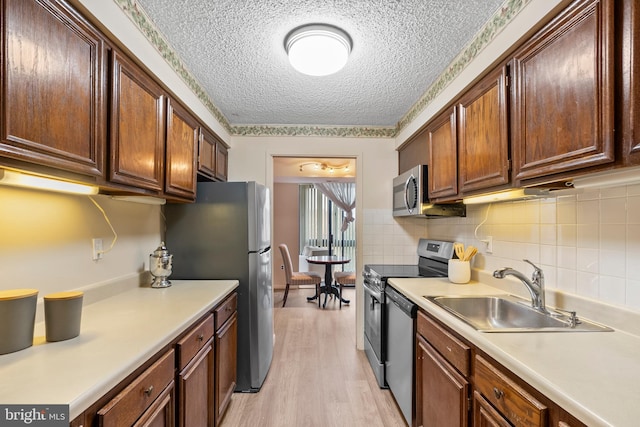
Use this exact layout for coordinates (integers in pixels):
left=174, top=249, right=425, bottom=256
left=454, top=242, right=465, bottom=260
left=463, top=245, right=478, bottom=261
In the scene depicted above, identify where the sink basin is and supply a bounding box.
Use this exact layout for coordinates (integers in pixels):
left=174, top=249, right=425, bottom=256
left=425, top=295, right=613, bottom=332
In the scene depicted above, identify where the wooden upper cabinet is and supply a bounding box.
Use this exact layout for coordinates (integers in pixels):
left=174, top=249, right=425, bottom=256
left=198, top=127, right=217, bottom=180
left=1, top=0, right=106, bottom=177
left=110, top=50, right=166, bottom=191
left=198, top=126, right=228, bottom=182
left=398, top=129, right=429, bottom=175
left=215, top=143, right=228, bottom=182
left=457, top=65, right=510, bottom=194
left=622, top=0, right=640, bottom=164
left=427, top=107, right=458, bottom=200
left=165, top=98, right=197, bottom=199
left=510, top=0, right=615, bottom=182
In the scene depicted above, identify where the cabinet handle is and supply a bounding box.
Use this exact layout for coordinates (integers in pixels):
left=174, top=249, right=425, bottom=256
left=226, top=306, right=233, bottom=312
left=197, top=334, right=204, bottom=342
left=143, top=385, right=154, bottom=396
left=493, top=387, right=504, bottom=400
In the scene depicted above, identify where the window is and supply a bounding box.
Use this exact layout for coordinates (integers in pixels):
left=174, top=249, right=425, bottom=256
left=299, top=184, right=355, bottom=271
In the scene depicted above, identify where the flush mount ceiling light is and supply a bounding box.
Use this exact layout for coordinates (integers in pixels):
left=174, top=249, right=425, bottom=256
left=285, top=24, right=352, bottom=76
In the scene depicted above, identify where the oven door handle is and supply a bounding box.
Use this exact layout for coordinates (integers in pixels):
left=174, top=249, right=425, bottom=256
left=363, top=280, right=383, bottom=309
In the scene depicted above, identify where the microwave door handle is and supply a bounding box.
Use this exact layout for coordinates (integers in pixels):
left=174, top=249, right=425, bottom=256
left=404, top=175, right=413, bottom=214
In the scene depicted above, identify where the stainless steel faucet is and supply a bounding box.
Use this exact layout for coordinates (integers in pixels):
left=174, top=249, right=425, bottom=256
left=493, top=260, right=547, bottom=313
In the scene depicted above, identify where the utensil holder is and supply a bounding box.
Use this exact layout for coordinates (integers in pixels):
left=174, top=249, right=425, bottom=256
left=0, top=289, right=38, bottom=354
left=44, top=291, right=83, bottom=342
left=448, top=260, right=470, bottom=284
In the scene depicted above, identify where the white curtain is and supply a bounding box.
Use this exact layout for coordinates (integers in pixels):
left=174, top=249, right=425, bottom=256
left=314, top=182, right=355, bottom=232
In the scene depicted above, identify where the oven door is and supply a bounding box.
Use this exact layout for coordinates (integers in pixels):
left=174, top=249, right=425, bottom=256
left=363, top=279, right=386, bottom=387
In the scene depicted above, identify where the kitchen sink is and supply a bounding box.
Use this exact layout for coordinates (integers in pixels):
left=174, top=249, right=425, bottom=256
left=424, top=295, right=613, bottom=332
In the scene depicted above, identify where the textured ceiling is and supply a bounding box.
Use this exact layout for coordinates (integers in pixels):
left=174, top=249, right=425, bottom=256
left=125, top=0, right=509, bottom=134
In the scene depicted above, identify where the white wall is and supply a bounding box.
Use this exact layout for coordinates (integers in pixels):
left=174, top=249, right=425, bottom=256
left=229, top=135, right=397, bottom=348
left=0, top=187, right=161, bottom=296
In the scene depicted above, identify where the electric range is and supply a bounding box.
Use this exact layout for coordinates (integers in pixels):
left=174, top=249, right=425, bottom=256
left=362, top=238, right=455, bottom=388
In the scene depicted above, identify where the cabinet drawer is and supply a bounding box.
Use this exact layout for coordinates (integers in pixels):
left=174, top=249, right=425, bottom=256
left=215, top=293, right=237, bottom=330
left=176, top=314, right=214, bottom=370
left=474, top=355, right=547, bottom=427
left=98, top=349, right=175, bottom=427
left=417, top=310, right=470, bottom=376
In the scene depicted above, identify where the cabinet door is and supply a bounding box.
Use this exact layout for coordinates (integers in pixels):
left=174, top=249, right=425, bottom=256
left=165, top=99, right=197, bottom=199
left=415, top=334, right=469, bottom=427
left=474, top=355, right=547, bottom=427
left=1, top=0, right=106, bottom=176
left=198, top=127, right=217, bottom=180
left=510, top=0, right=614, bottom=182
left=473, top=391, right=511, bottom=427
left=427, top=108, right=458, bottom=200
left=134, top=382, right=175, bottom=427
left=215, top=312, right=237, bottom=425
left=110, top=50, right=165, bottom=191
left=178, top=342, right=214, bottom=427
left=622, top=0, right=640, bottom=164
left=398, top=129, right=429, bottom=175
left=458, top=65, right=510, bottom=193
left=215, top=143, right=228, bottom=182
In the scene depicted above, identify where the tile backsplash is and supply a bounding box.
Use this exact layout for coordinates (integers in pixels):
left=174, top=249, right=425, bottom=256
left=363, top=183, right=640, bottom=313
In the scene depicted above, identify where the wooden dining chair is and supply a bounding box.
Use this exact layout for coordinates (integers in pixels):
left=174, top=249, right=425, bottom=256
left=334, top=271, right=355, bottom=308
left=278, top=244, right=322, bottom=307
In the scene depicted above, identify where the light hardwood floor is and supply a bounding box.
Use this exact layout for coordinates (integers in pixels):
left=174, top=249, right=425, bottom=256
left=219, top=287, right=407, bottom=427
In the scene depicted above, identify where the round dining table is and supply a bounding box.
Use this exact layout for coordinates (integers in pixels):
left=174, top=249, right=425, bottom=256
left=306, top=255, right=351, bottom=308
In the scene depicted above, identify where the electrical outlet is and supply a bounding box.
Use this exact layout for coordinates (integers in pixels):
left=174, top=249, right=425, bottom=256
left=484, top=236, right=493, bottom=254
left=92, top=238, right=103, bottom=261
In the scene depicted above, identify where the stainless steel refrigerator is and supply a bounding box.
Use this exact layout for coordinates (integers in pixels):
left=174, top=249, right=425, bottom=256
left=164, top=181, right=273, bottom=392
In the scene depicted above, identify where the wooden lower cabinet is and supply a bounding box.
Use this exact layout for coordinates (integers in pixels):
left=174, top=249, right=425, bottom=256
left=176, top=314, right=215, bottom=427
left=178, top=342, right=214, bottom=427
left=415, top=309, right=588, bottom=427
left=84, top=294, right=237, bottom=427
left=215, top=304, right=237, bottom=424
left=133, top=382, right=175, bottom=427
left=416, top=334, right=470, bottom=427
left=97, top=350, right=175, bottom=427
left=474, top=355, right=547, bottom=427
left=473, top=391, right=511, bottom=427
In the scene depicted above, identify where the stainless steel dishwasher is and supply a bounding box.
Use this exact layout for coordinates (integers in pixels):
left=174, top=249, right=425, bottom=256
left=385, top=285, right=417, bottom=426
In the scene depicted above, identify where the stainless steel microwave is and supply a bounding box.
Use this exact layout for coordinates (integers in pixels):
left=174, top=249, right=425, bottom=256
left=393, top=165, right=427, bottom=216
left=392, top=165, right=466, bottom=218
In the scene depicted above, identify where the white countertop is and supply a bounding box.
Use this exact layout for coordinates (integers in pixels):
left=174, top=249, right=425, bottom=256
left=388, top=277, right=640, bottom=427
left=0, top=280, right=238, bottom=420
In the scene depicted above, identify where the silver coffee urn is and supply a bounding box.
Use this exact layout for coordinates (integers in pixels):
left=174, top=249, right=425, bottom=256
left=149, top=242, right=173, bottom=288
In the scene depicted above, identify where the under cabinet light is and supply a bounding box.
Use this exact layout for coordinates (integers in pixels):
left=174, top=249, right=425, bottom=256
left=110, top=196, right=166, bottom=205
left=462, top=188, right=550, bottom=205
left=570, top=166, right=640, bottom=189
left=0, top=169, right=98, bottom=195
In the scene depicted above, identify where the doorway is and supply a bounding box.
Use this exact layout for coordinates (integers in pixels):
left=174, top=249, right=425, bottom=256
left=272, top=156, right=356, bottom=294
